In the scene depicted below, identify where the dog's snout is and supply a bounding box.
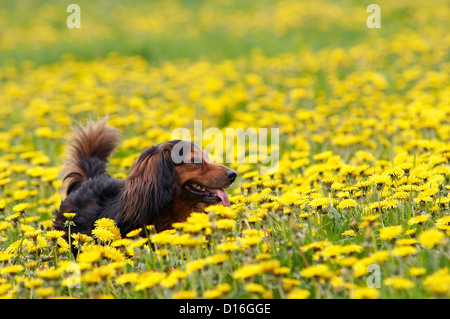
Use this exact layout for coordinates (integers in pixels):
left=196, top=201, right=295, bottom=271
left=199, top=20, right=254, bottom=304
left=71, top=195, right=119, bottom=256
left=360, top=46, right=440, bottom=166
left=226, top=170, right=237, bottom=183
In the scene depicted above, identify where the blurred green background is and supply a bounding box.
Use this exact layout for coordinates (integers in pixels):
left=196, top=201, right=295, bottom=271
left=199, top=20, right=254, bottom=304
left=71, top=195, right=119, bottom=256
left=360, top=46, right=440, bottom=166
left=1, top=0, right=448, bottom=66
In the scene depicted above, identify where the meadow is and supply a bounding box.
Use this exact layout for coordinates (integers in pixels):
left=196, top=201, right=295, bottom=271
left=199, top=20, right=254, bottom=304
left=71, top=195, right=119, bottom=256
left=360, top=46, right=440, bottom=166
left=0, top=0, right=449, bottom=299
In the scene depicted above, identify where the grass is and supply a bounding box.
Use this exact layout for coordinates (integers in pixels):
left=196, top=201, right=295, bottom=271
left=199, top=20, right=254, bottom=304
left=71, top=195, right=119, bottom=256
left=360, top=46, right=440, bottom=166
left=0, top=0, right=449, bottom=299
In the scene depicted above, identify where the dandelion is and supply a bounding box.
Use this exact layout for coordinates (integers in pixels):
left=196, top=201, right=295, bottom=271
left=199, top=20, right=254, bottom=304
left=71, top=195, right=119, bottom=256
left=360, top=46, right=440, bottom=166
left=351, top=287, right=380, bottom=299
left=418, top=229, right=445, bottom=248
left=341, top=230, right=356, bottom=237
left=409, top=267, right=426, bottom=277
left=370, top=174, right=391, bottom=189
left=379, top=225, right=403, bottom=240
left=0, top=252, right=14, bottom=262
left=77, top=250, right=102, bottom=264
left=92, top=228, right=116, bottom=243
left=394, top=191, right=410, bottom=201
left=203, top=283, right=231, bottom=299
left=283, top=278, right=301, bottom=290
left=12, top=202, right=28, bottom=213
left=160, top=269, right=189, bottom=288
left=390, top=246, right=418, bottom=257
left=216, top=219, right=236, bottom=230
left=71, top=233, right=93, bottom=246
left=203, top=289, right=224, bottom=299
left=35, top=287, right=55, bottom=298
left=5, top=212, right=22, bottom=222
left=46, top=230, right=66, bottom=240
left=126, top=228, right=142, bottom=238
left=63, top=212, right=76, bottom=221
left=23, top=278, right=43, bottom=289
left=115, top=273, right=140, bottom=285
left=423, top=268, right=450, bottom=295
left=244, top=283, right=267, bottom=294
left=383, top=277, right=414, bottom=290
left=407, top=214, right=430, bottom=226
left=134, top=271, right=166, bottom=291
left=217, top=241, right=240, bottom=252
left=232, top=263, right=264, bottom=280
left=309, top=197, right=329, bottom=209
left=395, top=238, right=418, bottom=246
left=286, top=288, right=310, bottom=299
left=263, top=179, right=280, bottom=189
left=172, top=290, right=197, bottom=299
left=436, top=215, right=450, bottom=226
left=94, top=218, right=116, bottom=229
left=300, top=264, right=333, bottom=279
left=338, top=199, right=358, bottom=210
left=0, top=265, right=24, bottom=275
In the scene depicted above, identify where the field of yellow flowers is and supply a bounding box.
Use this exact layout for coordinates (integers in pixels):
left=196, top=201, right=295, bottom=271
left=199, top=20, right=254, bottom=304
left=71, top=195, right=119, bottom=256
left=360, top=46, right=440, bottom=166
left=0, top=0, right=449, bottom=299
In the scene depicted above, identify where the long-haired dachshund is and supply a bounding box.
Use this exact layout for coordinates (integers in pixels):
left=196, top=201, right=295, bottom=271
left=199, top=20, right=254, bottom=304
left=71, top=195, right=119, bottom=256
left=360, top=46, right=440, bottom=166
left=53, top=118, right=237, bottom=238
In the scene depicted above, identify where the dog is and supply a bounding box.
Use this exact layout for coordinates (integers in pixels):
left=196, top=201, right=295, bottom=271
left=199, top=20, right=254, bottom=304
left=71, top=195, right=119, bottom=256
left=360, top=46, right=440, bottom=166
left=53, top=118, right=237, bottom=239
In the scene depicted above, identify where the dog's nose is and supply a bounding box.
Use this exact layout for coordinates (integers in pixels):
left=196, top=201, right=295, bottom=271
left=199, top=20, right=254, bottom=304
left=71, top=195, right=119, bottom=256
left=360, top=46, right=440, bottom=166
left=226, top=170, right=237, bottom=183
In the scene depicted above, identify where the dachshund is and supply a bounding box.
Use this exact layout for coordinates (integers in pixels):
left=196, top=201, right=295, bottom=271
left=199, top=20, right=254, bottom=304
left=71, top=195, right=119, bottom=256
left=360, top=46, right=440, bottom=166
left=53, top=118, right=237, bottom=239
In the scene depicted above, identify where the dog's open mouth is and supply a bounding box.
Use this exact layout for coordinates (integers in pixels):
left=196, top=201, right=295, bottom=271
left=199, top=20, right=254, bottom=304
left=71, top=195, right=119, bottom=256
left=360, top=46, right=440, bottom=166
left=184, top=182, right=230, bottom=206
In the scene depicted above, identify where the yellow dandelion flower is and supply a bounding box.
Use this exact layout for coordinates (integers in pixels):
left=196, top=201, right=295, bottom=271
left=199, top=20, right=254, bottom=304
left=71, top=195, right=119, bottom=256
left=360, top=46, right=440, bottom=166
left=134, top=272, right=166, bottom=291
left=287, top=288, right=310, bottom=299
left=115, top=272, right=140, bottom=285
left=383, top=277, right=414, bottom=290
left=341, top=230, right=357, bottom=237
left=407, top=214, right=430, bottom=226
left=46, top=230, right=66, bottom=240
left=0, top=252, right=14, bottom=262
left=63, top=212, right=76, bottom=220
left=418, top=229, right=445, bottom=249
left=5, top=212, right=21, bottom=221
left=283, top=278, right=301, bottom=290
left=160, top=269, right=189, bottom=288
left=309, top=197, right=329, bottom=209
left=423, top=268, right=450, bottom=295
left=300, top=263, right=333, bottom=279
left=244, top=282, right=267, bottom=294
left=35, top=287, right=55, bottom=298
left=394, top=191, right=410, bottom=200
left=203, top=289, right=224, bottom=299
left=391, top=246, right=418, bottom=257
left=362, top=214, right=381, bottom=223
left=12, top=202, right=28, bottom=213
left=395, top=238, right=418, bottom=246
left=71, top=232, right=93, bottom=246
left=379, top=225, right=403, bottom=240
left=216, top=241, right=240, bottom=252
left=351, top=287, right=380, bottom=299
left=338, top=199, right=358, bottom=210
left=0, top=265, right=24, bottom=275
left=92, top=228, right=115, bottom=243
left=94, top=218, right=116, bottom=229
left=126, top=228, right=142, bottom=238
left=172, top=290, right=197, bottom=299
left=436, top=216, right=450, bottom=226
left=216, top=219, right=236, bottom=230
left=77, top=251, right=102, bottom=264
left=232, top=263, right=264, bottom=280
left=409, top=267, right=426, bottom=277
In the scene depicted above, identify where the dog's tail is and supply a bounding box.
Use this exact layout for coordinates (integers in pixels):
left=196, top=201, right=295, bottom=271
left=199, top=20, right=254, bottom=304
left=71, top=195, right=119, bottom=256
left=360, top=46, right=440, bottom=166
left=62, top=117, right=120, bottom=195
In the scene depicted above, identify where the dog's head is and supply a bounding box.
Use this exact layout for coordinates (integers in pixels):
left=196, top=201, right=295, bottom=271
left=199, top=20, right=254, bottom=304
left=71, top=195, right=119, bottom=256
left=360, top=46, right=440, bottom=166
left=121, top=140, right=236, bottom=229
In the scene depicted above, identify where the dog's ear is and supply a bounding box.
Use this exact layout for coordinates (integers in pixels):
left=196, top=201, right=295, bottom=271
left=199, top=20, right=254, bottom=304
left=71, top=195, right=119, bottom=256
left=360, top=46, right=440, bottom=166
left=121, top=145, right=176, bottom=226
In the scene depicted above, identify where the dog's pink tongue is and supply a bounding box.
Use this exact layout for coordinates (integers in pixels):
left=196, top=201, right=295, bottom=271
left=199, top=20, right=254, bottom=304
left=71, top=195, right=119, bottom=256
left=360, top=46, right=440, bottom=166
left=207, top=188, right=230, bottom=206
